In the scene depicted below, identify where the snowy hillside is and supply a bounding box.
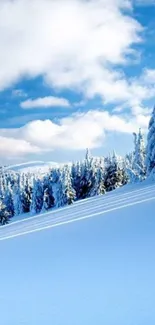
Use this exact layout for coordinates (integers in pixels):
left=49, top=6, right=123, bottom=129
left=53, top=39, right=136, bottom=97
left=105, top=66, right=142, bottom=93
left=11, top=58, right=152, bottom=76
left=4, top=161, right=62, bottom=173
left=0, top=180, right=155, bottom=325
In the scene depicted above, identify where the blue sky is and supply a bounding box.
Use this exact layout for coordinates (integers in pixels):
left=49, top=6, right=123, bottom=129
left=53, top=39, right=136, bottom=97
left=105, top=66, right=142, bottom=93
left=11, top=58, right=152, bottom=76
left=0, top=0, right=155, bottom=165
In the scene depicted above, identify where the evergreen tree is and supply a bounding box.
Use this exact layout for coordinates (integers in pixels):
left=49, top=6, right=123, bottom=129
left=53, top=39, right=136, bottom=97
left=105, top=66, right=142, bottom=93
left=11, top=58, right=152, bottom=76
left=42, top=175, right=55, bottom=211
left=3, top=182, right=14, bottom=217
left=78, top=149, right=96, bottom=199
left=21, top=174, right=33, bottom=213
left=89, top=158, right=105, bottom=196
left=30, top=178, right=44, bottom=214
left=61, top=166, right=76, bottom=205
left=0, top=200, right=9, bottom=225
left=146, top=106, right=155, bottom=175
left=49, top=168, right=63, bottom=208
left=104, top=152, right=128, bottom=192
left=71, top=161, right=82, bottom=200
left=133, top=129, right=146, bottom=179
left=13, top=184, right=23, bottom=216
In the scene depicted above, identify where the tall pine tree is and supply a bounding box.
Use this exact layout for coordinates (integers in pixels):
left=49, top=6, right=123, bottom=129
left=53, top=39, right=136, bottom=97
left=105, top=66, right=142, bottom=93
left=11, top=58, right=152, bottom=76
left=146, top=106, right=155, bottom=175
left=133, top=129, right=146, bottom=179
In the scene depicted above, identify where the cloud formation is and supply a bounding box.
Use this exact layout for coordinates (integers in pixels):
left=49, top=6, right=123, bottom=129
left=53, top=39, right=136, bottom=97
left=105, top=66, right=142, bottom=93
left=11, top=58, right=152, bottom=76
left=0, top=0, right=154, bottom=115
left=0, top=110, right=149, bottom=160
left=0, top=0, right=153, bottom=163
left=21, top=96, right=71, bottom=109
left=0, top=0, right=141, bottom=103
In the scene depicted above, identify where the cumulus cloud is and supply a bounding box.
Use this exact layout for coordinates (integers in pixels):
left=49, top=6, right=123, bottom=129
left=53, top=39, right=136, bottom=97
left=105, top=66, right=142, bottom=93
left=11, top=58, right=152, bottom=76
left=0, top=0, right=153, bottom=115
left=0, top=110, right=149, bottom=158
left=0, top=136, right=40, bottom=157
left=0, top=0, right=152, bottom=163
left=20, top=96, right=71, bottom=109
left=0, top=0, right=141, bottom=102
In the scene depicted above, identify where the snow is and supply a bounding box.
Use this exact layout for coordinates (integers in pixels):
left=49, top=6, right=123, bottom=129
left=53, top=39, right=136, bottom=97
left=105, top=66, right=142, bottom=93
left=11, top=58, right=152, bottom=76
left=4, top=161, right=63, bottom=173
left=0, top=181, right=155, bottom=324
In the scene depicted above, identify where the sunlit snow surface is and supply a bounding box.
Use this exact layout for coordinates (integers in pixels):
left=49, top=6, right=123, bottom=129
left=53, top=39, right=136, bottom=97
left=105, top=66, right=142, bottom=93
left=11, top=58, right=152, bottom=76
left=4, top=161, right=63, bottom=173
left=1, top=181, right=155, bottom=325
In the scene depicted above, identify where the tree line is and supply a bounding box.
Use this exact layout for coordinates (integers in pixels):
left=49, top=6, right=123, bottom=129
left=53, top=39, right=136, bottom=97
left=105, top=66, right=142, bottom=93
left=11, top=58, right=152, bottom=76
left=0, top=115, right=149, bottom=225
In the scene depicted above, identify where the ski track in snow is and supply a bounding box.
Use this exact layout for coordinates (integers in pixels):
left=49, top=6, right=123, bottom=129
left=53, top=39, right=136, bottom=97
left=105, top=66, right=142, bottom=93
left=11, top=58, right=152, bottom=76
left=0, top=183, right=155, bottom=241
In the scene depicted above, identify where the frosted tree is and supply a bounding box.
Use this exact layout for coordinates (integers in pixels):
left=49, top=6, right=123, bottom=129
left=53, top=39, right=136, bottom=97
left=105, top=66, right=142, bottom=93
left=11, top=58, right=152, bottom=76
left=30, top=178, right=44, bottom=214
left=146, top=106, right=155, bottom=175
left=71, top=161, right=82, bottom=200
left=3, top=182, right=14, bottom=218
left=72, top=152, right=105, bottom=199
left=89, top=158, right=105, bottom=196
left=78, top=149, right=96, bottom=199
left=0, top=176, right=5, bottom=198
left=0, top=200, right=10, bottom=225
left=50, top=166, right=76, bottom=208
left=125, top=152, right=134, bottom=170
left=0, top=172, right=7, bottom=193
left=133, top=129, right=146, bottom=179
left=42, top=175, right=55, bottom=212
left=85, top=148, right=91, bottom=162
left=125, top=161, right=138, bottom=183
left=61, top=166, right=76, bottom=205
left=90, top=166, right=105, bottom=196
left=21, top=174, right=33, bottom=213
left=49, top=169, right=63, bottom=208
left=13, top=185, right=23, bottom=216
left=104, top=152, right=128, bottom=192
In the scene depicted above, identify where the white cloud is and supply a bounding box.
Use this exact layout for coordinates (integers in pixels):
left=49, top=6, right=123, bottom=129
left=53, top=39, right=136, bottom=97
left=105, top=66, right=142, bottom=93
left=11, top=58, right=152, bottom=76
left=0, top=0, right=141, bottom=104
left=136, top=114, right=150, bottom=129
left=0, top=136, right=40, bottom=157
left=142, top=68, right=155, bottom=84
left=20, top=96, right=71, bottom=109
left=0, top=0, right=153, bottom=115
left=0, top=110, right=149, bottom=159
left=0, top=0, right=152, bottom=163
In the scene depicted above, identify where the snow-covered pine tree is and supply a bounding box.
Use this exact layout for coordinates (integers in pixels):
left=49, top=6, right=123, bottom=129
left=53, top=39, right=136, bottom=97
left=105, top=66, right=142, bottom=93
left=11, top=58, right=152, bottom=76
left=124, top=152, right=138, bottom=183
left=146, top=106, right=155, bottom=175
left=71, top=161, right=82, bottom=200
left=61, top=165, right=76, bottom=205
left=104, top=152, right=128, bottom=192
left=78, top=149, right=96, bottom=199
left=0, top=172, right=7, bottom=193
left=41, top=175, right=55, bottom=212
left=13, top=184, right=23, bottom=216
left=0, top=175, right=5, bottom=199
left=89, top=158, right=105, bottom=196
left=21, top=174, right=33, bottom=213
left=133, top=129, right=146, bottom=180
left=0, top=200, right=10, bottom=225
left=50, top=166, right=76, bottom=208
left=3, top=182, right=14, bottom=218
left=49, top=168, right=63, bottom=208
left=85, top=148, right=91, bottom=162
left=125, top=152, right=134, bottom=171
left=30, top=178, right=44, bottom=214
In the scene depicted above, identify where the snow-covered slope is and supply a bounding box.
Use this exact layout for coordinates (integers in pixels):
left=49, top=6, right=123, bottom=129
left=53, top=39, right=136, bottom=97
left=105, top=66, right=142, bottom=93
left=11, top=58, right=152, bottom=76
left=1, top=181, right=155, bottom=325
left=4, top=160, right=62, bottom=173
